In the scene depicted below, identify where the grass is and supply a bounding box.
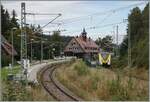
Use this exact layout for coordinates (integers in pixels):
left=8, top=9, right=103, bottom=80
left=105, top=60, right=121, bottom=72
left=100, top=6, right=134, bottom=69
left=27, top=84, right=55, bottom=101
left=2, top=80, right=54, bottom=101
left=1, top=64, right=54, bottom=101
left=1, top=65, right=21, bottom=81
left=55, top=59, right=149, bottom=101
left=74, top=60, right=89, bottom=76
left=2, top=80, right=31, bottom=101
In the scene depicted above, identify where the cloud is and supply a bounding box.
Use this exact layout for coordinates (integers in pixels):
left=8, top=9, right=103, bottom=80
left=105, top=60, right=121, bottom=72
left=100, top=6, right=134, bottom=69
left=1, top=1, right=147, bottom=43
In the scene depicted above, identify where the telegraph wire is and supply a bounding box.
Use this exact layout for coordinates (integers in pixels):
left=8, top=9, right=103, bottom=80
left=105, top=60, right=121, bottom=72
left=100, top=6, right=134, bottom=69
left=58, top=2, right=146, bottom=25
left=62, top=20, right=127, bottom=35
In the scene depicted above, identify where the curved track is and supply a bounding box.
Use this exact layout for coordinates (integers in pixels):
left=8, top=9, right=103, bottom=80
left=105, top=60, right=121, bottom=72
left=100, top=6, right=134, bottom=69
left=38, top=64, right=81, bottom=101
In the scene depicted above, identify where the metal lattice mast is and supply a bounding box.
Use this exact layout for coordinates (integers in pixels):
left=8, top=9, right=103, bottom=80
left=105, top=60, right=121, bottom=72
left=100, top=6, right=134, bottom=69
left=21, top=2, right=27, bottom=69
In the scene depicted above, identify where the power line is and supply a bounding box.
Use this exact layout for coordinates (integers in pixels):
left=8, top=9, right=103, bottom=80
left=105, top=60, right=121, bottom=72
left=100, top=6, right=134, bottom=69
left=41, top=14, right=61, bottom=29
left=25, top=13, right=61, bottom=16
left=26, top=2, right=147, bottom=34
left=63, top=20, right=127, bottom=34
left=32, top=14, right=62, bottom=34
left=94, top=11, right=115, bottom=26
left=58, top=2, right=146, bottom=25
left=56, top=1, right=146, bottom=33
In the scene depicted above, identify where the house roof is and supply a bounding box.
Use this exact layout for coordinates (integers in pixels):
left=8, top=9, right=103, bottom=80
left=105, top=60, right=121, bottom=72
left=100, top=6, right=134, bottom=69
left=64, top=29, right=99, bottom=53
left=1, top=34, right=17, bottom=56
left=74, top=36, right=99, bottom=53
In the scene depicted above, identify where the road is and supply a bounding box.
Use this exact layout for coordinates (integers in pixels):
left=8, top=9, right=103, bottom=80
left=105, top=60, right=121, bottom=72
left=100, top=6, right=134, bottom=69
left=27, top=59, right=70, bottom=83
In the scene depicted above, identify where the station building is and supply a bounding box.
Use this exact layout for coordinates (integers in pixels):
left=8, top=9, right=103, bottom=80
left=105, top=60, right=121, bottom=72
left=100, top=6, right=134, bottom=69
left=64, top=28, right=99, bottom=59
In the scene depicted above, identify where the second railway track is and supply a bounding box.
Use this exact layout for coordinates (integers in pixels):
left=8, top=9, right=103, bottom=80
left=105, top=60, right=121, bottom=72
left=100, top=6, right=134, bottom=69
left=38, top=63, right=81, bottom=101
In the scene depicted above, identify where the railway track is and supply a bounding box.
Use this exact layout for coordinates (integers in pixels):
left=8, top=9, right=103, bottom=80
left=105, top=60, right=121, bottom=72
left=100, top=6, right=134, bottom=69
left=38, top=61, right=147, bottom=101
left=38, top=63, right=82, bottom=101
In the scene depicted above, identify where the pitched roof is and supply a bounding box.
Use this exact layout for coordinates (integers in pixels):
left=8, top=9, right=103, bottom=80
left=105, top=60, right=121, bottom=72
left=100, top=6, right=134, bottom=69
left=64, top=30, right=99, bottom=53
left=64, top=28, right=99, bottom=53
left=1, top=34, right=17, bottom=56
left=74, top=36, right=99, bottom=53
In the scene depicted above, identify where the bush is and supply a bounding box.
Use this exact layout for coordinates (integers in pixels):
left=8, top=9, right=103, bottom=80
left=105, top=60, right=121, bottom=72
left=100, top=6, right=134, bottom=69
left=2, top=53, right=11, bottom=67
left=108, top=74, right=130, bottom=101
left=2, top=81, right=31, bottom=101
left=1, top=65, right=21, bottom=81
left=74, top=60, right=89, bottom=76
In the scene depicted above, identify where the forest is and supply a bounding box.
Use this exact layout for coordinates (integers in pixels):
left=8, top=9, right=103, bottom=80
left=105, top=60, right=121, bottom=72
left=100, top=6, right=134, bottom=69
left=118, top=3, right=149, bottom=69
left=1, top=5, right=72, bottom=67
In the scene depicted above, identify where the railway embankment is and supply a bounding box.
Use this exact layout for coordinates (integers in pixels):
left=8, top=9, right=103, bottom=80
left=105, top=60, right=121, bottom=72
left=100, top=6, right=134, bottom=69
left=55, top=59, right=149, bottom=101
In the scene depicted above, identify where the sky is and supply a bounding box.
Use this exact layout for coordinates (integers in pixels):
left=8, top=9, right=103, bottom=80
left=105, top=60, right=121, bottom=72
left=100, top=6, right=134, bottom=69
left=1, top=1, right=148, bottom=44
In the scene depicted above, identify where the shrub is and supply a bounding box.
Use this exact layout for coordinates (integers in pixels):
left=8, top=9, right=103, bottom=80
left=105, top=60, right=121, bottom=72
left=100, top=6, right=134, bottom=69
left=108, top=74, right=130, bottom=101
left=74, top=60, right=89, bottom=76
left=2, top=81, right=31, bottom=101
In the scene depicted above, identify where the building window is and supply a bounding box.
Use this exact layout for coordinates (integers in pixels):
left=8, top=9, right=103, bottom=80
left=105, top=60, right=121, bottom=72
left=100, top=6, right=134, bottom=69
left=72, top=42, right=76, bottom=46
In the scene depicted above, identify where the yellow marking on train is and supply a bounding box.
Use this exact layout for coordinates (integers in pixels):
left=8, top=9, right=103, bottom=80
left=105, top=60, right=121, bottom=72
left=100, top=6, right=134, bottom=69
left=98, top=53, right=111, bottom=65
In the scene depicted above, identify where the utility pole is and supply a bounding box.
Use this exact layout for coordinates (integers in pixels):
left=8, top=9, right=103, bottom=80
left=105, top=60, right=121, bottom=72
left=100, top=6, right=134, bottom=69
left=111, top=30, right=115, bottom=56
left=11, top=27, right=17, bottom=70
left=112, top=26, right=116, bottom=56
left=41, top=32, right=43, bottom=63
left=11, top=29, right=14, bottom=70
left=30, top=39, right=34, bottom=64
left=123, top=18, right=131, bottom=68
left=30, top=40, right=32, bottom=64
left=0, top=0, right=1, bottom=100
left=116, top=25, right=119, bottom=57
left=128, top=22, right=131, bottom=68
left=49, top=32, right=51, bottom=60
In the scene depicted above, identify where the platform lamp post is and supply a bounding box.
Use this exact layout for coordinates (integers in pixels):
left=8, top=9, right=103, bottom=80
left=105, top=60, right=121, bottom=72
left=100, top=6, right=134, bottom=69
left=40, top=32, right=43, bottom=63
left=49, top=45, right=52, bottom=60
left=11, top=27, right=17, bottom=70
left=52, top=48, right=55, bottom=59
left=30, top=39, right=34, bottom=64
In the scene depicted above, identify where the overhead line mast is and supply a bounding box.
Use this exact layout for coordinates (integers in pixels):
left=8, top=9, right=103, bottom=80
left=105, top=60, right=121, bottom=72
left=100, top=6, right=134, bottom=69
left=20, top=2, right=62, bottom=80
left=21, top=2, right=27, bottom=72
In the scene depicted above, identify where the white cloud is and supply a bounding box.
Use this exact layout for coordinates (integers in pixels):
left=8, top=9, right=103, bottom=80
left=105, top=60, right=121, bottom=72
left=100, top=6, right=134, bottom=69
left=2, top=1, right=147, bottom=43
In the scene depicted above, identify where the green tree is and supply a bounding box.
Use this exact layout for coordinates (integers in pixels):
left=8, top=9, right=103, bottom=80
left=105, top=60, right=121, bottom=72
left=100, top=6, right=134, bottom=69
left=50, top=31, right=62, bottom=56
left=119, top=4, right=149, bottom=69
left=119, top=35, right=128, bottom=57
left=95, top=37, right=102, bottom=47
left=51, top=31, right=62, bottom=42
left=96, top=35, right=113, bottom=52
left=1, top=5, right=6, bottom=33
left=10, top=9, right=19, bottom=28
left=1, top=5, right=11, bottom=39
left=128, top=7, right=143, bottom=44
